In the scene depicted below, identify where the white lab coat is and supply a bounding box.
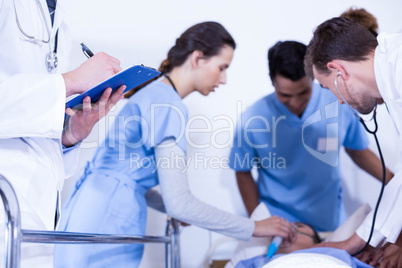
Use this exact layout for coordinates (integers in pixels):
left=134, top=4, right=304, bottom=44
left=356, top=33, right=402, bottom=246
left=0, top=0, right=77, bottom=266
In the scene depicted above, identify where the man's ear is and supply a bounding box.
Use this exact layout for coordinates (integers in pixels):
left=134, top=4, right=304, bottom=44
left=190, top=50, right=204, bottom=68
left=327, top=60, right=349, bottom=80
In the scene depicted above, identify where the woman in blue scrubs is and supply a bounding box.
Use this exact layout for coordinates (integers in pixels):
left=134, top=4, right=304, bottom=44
left=54, top=21, right=296, bottom=267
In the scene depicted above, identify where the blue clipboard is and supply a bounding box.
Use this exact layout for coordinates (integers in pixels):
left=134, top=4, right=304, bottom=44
left=65, top=65, right=161, bottom=109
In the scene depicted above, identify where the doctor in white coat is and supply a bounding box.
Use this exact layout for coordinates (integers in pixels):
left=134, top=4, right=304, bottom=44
left=305, top=17, right=402, bottom=267
left=0, top=0, right=124, bottom=267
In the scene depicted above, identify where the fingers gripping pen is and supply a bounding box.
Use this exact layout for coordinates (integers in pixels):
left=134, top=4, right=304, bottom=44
left=266, top=236, right=283, bottom=259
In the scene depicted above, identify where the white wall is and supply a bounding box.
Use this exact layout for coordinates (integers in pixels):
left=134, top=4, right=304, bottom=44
left=63, top=1, right=402, bottom=267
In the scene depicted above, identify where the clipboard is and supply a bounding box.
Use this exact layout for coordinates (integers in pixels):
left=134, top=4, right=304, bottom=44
left=65, top=65, right=161, bottom=109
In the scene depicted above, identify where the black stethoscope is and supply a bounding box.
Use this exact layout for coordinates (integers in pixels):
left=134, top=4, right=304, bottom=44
left=335, top=72, right=386, bottom=256
left=13, top=0, right=58, bottom=73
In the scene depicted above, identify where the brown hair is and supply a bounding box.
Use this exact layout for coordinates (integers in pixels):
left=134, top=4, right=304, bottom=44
left=158, top=21, right=236, bottom=74
left=305, top=17, right=378, bottom=76
left=125, top=21, right=235, bottom=98
left=340, top=7, right=379, bottom=37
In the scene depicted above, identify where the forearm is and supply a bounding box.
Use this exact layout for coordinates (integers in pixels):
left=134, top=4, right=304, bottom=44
left=356, top=172, right=402, bottom=246
left=318, top=233, right=366, bottom=255
left=346, top=148, right=393, bottom=184
left=236, top=171, right=259, bottom=216
left=155, top=141, right=254, bottom=241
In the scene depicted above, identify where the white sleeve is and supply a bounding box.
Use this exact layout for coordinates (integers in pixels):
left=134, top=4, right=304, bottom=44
left=0, top=74, right=65, bottom=139
left=155, top=139, right=255, bottom=241
left=63, top=145, right=81, bottom=179
left=356, top=172, right=402, bottom=245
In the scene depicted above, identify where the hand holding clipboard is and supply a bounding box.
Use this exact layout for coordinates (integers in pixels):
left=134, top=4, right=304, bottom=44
left=65, top=64, right=161, bottom=109
left=62, top=44, right=160, bottom=147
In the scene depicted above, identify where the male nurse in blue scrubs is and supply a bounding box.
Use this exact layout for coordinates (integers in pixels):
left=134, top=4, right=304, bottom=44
left=229, top=41, right=393, bottom=232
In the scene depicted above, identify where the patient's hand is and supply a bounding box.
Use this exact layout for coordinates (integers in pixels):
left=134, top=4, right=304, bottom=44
left=314, top=233, right=366, bottom=254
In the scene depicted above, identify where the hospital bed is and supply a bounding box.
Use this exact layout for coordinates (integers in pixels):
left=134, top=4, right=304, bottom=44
left=0, top=174, right=181, bottom=268
left=208, top=202, right=372, bottom=268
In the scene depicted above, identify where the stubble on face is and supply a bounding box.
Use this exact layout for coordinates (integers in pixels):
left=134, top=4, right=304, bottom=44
left=346, top=83, right=377, bottom=114
left=313, top=66, right=377, bottom=115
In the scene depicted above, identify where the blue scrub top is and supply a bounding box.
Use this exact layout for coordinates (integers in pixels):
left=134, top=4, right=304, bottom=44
left=55, top=81, right=188, bottom=268
left=90, top=80, right=188, bottom=190
left=229, top=83, right=368, bottom=231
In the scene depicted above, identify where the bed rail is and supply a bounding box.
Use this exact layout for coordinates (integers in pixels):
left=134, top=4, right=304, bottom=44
left=0, top=174, right=180, bottom=268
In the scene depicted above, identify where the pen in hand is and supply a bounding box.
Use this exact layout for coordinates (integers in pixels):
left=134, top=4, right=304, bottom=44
left=81, top=42, right=94, bottom=58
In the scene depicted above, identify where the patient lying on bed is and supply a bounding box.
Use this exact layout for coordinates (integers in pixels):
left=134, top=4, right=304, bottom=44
left=226, top=203, right=373, bottom=268
left=235, top=223, right=372, bottom=268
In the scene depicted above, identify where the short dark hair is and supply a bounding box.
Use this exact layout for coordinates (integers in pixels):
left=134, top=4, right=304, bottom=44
left=268, top=41, right=307, bottom=82
left=159, top=21, right=236, bottom=74
left=305, top=17, right=378, bottom=76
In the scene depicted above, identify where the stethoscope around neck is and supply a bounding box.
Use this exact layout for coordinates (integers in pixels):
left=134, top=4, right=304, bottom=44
left=334, top=71, right=386, bottom=257
left=13, top=0, right=58, bottom=73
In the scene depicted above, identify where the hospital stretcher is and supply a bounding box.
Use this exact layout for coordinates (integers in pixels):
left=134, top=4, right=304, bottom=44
left=0, top=174, right=181, bottom=268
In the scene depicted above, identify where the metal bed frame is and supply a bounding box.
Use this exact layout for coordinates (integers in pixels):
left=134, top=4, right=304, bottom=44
left=0, top=174, right=180, bottom=268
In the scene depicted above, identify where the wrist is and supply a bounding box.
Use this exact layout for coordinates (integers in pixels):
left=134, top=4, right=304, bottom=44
left=62, top=72, right=77, bottom=97
left=386, top=170, right=394, bottom=184
left=347, top=233, right=367, bottom=253
left=252, top=221, right=262, bottom=237
left=62, top=127, right=80, bottom=147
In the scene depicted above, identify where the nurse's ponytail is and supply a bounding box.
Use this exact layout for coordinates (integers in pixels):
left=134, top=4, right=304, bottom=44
left=158, top=21, right=236, bottom=74
left=158, top=59, right=171, bottom=74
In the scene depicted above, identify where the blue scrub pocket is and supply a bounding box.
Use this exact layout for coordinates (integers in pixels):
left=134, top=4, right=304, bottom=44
left=97, top=175, right=147, bottom=235
left=92, top=175, right=148, bottom=267
left=56, top=172, right=148, bottom=268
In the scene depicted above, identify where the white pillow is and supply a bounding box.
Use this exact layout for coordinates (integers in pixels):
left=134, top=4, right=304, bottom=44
left=263, top=253, right=351, bottom=268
